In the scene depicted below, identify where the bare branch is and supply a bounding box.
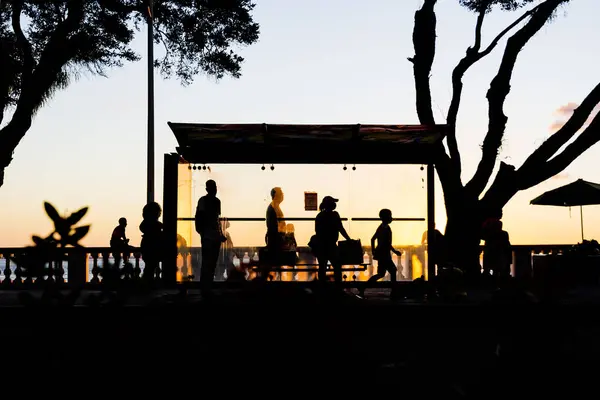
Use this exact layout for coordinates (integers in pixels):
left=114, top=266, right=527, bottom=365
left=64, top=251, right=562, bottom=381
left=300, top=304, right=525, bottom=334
left=519, top=82, right=600, bottom=176
left=478, top=4, right=541, bottom=59
left=446, top=9, right=486, bottom=178
left=410, top=0, right=437, bottom=125
left=520, top=111, right=600, bottom=190
left=445, top=4, right=540, bottom=179
left=465, top=0, right=567, bottom=198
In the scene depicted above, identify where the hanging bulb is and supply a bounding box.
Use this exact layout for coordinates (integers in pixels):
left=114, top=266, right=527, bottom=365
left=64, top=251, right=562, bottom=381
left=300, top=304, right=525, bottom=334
left=352, top=165, right=356, bottom=171
left=192, top=165, right=197, bottom=170
left=270, top=164, right=275, bottom=171
left=343, top=164, right=347, bottom=171
left=261, top=164, right=266, bottom=171
left=202, top=165, right=206, bottom=170
left=420, top=165, right=424, bottom=171
left=207, top=166, right=211, bottom=173
left=188, top=165, right=192, bottom=170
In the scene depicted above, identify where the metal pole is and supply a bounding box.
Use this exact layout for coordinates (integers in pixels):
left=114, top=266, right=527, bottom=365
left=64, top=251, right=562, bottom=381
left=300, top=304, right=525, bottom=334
left=147, top=0, right=155, bottom=204
left=426, top=164, right=435, bottom=280
left=580, top=205, right=584, bottom=242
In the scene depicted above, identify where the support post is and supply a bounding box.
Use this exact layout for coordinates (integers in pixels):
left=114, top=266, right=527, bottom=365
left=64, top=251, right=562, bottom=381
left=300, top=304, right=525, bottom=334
left=147, top=0, right=155, bottom=204
left=427, top=163, right=436, bottom=280
left=162, top=153, right=179, bottom=285
left=580, top=205, right=584, bottom=242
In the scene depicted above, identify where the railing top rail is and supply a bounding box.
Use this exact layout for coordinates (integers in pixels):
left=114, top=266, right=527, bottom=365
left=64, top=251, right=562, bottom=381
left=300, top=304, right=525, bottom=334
left=178, top=217, right=425, bottom=222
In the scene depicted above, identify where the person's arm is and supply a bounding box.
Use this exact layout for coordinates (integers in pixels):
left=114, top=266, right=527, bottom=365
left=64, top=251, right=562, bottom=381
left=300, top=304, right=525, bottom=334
left=389, top=228, right=401, bottom=255
left=337, top=213, right=351, bottom=240
left=195, top=198, right=205, bottom=233
left=371, top=226, right=380, bottom=253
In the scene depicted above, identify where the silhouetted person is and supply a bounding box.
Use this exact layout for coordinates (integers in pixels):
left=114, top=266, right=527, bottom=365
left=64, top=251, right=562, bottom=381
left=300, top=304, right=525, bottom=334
left=110, top=217, right=131, bottom=267
left=359, top=209, right=401, bottom=297
left=219, top=219, right=235, bottom=281
left=140, top=202, right=164, bottom=281
left=421, top=223, right=443, bottom=246
left=261, top=187, right=287, bottom=280
left=314, top=196, right=351, bottom=283
left=421, top=223, right=446, bottom=271
left=195, top=179, right=226, bottom=291
left=176, top=234, right=190, bottom=279
left=483, top=219, right=512, bottom=281
left=266, top=187, right=286, bottom=250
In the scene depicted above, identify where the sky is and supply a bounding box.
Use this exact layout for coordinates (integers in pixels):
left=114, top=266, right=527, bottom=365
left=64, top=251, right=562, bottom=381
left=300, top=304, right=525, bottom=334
left=0, top=0, right=599, bottom=248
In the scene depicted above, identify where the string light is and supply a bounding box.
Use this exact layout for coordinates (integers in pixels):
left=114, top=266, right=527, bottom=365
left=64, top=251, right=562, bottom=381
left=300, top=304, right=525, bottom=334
left=270, top=164, right=275, bottom=171
left=352, top=164, right=356, bottom=171
left=261, top=164, right=266, bottom=171
left=343, top=164, right=347, bottom=171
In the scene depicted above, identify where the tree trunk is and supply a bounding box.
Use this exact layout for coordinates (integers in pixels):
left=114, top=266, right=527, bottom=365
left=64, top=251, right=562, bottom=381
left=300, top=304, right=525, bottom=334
left=0, top=117, right=32, bottom=188
left=443, top=190, right=485, bottom=282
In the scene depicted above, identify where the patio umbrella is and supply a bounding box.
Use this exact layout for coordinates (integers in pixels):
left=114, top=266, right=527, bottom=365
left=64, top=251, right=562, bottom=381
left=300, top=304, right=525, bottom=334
left=530, top=178, right=600, bottom=241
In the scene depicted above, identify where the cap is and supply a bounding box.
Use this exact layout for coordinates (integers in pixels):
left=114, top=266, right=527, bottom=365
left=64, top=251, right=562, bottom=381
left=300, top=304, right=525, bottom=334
left=322, top=196, right=338, bottom=204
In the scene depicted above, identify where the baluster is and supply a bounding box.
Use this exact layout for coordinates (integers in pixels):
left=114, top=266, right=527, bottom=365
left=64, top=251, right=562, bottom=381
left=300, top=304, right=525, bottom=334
left=102, top=252, right=111, bottom=283
left=122, top=251, right=132, bottom=280
left=54, top=253, right=65, bottom=284
left=13, top=253, right=23, bottom=285
left=42, top=258, right=54, bottom=285
left=90, top=253, right=100, bottom=283
left=22, top=252, right=34, bottom=285
left=133, top=252, right=142, bottom=280
left=2, top=255, right=11, bottom=286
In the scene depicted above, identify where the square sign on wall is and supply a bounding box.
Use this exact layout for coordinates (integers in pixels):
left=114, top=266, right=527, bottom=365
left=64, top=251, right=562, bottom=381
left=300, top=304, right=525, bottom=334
left=304, top=192, right=318, bottom=211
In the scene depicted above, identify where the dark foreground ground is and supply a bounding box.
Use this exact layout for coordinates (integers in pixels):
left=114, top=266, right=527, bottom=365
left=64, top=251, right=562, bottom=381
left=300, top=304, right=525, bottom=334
left=1, top=282, right=600, bottom=397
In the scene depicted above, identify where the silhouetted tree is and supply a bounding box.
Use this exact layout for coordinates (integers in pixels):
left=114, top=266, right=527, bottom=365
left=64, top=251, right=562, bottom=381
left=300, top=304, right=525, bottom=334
left=409, top=0, right=600, bottom=277
left=0, top=0, right=260, bottom=187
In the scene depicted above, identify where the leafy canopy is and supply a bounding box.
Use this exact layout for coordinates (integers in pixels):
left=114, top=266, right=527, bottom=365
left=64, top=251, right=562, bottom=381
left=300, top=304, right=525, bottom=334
left=0, top=0, right=260, bottom=110
left=458, top=0, right=539, bottom=12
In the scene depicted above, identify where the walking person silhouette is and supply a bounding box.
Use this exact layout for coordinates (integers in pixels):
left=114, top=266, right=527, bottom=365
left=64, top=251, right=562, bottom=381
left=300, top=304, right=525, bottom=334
left=359, top=209, right=401, bottom=298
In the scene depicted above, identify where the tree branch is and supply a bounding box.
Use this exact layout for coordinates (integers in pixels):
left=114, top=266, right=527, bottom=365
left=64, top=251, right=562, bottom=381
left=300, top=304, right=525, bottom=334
left=519, top=110, right=600, bottom=190
left=11, top=0, right=34, bottom=83
left=446, top=9, right=486, bottom=178
left=445, top=5, right=539, bottom=181
left=478, top=4, right=540, bottom=59
left=0, top=0, right=85, bottom=175
left=98, top=0, right=142, bottom=15
left=519, top=82, right=600, bottom=175
left=409, top=0, right=437, bottom=125
left=465, top=0, right=566, bottom=198
left=16, top=0, right=85, bottom=113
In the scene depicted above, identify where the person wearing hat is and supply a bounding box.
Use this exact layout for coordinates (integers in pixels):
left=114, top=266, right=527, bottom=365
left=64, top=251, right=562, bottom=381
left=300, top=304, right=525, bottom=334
left=314, top=195, right=352, bottom=283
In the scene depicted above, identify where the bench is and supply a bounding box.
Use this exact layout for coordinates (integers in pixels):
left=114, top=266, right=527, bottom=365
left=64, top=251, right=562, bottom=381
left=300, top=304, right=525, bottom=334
left=250, top=263, right=370, bottom=272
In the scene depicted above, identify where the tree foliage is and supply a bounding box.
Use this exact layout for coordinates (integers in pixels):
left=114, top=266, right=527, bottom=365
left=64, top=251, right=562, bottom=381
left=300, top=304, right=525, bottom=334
left=0, top=0, right=260, bottom=187
left=459, top=0, right=539, bottom=12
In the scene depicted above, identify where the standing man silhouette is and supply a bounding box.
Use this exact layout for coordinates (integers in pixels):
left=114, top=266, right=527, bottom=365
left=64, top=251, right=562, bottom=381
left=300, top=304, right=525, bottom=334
left=195, top=180, right=225, bottom=293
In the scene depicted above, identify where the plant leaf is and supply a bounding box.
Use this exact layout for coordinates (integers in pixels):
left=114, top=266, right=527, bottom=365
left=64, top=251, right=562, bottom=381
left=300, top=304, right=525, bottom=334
left=67, top=207, right=88, bottom=225
left=69, top=225, right=90, bottom=245
left=32, top=235, right=45, bottom=246
left=44, top=202, right=61, bottom=224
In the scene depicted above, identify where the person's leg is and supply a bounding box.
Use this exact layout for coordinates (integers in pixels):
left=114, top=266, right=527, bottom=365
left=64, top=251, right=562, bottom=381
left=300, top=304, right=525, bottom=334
left=317, top=254, right=328, bottom=282
left=328, top=245, right=342, bottom=284
left=201, top=240, right=220, bottom=288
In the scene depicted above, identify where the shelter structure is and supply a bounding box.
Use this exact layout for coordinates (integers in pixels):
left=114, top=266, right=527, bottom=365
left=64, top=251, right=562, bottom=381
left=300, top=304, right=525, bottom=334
left=161, top=123, right=447, bottom=284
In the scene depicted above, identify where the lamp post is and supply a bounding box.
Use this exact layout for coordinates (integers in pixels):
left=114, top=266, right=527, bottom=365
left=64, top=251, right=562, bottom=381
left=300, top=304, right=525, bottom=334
left=147, top=0, right=155, bottom=204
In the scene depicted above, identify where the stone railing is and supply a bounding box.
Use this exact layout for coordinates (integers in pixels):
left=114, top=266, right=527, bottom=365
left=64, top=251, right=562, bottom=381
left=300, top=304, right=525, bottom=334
left=0, top=243, right=575, bottom=286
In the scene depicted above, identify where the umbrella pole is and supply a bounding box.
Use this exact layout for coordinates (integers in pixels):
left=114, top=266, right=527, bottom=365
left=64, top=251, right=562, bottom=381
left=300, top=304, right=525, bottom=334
left=580, top=205, right=584, bottom=242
